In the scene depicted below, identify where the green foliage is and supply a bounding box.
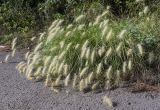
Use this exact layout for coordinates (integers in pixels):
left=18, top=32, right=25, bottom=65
left=0, top=1, right=35, bottom=33
left=0, top=34, right=13, bottom=44
left=0, top=1, right=36, bottom=47
left=0, top=0, right=160, bottom=46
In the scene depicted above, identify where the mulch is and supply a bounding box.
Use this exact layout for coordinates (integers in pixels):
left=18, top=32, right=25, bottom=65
left=128, top=82, right=160, bottom=93
left=0, top=45, right=11, bottom=52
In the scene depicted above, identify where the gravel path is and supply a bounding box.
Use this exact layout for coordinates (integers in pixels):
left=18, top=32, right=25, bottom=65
left=0, top=51, right=160, bottom=110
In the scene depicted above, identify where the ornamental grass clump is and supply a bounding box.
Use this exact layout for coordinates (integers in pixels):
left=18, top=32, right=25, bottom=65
left=4, top=37, right=18, bottom=63
left=16, top=6, right=160, bottom=93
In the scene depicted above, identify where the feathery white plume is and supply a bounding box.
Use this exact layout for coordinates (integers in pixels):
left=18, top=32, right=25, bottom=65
left=85, top=48, right=90, bottom=60
left=106, top=66, right=112, bottom=80
left=103, top=96, right=113, bottom=108
left=39, top=32, right=45, bottom=41
left=128, top=59, right=132, bottom=71
left=105, top=47, right=112, bottom=58
left=88, top=72, right=94, bottom=84
left=123, top=61, right=127, bottom=73
left=78, top=24, right=85, bottom=30
left=118, top=29, right=127, bottom=39
left=4, top=54, right=10, bottom=63
left=42, top=66, right=47, bottom=76
left=127, top=49, right=132, bottom=56
left=58, top=51, right=66, bottom=60
left=81, top=47, right=87, bottom=59
left=106, top=29, right=113, bottom=41
left=97, top=63, right=102, bottom=75
left=101, top=10, right=109, bottom=17
left=59, top=41, right=65, bottom=48
left=11, top=49, right=16, bottom=57
left=65, top=31, right=71, bottom=37
left=64, top=74, right=71, bottom=86
left=103, top=19, right=109, bottom=27
left=45, top=74, right=51, bottom=86
left=91, top=81, right=99, bottom=90
left=116, top=70, right=121, bottom=80
left=57, top=20, right=64, bottom=27
left=44, top=56, right=51, bottom=66
left=31, top=37, right=36, bottom=41
left=136, top=0, right=144, bottom=3
left=148, top=52, right=154, bottom=64
left=79, top=67, right=89, bottom=78
left=93, top=15, right=102, bottom=25
left=139, top=12, right=143, bottom=17
left=12, top=37, right=17, bottom=50
left=75, top=14, right=85, bottom=22
left=48, top=20, right=59, bottom=31
left=79, top=79, right=85, bottom=91
left=73, top=74, right=78, bottom=89
left=107, top=6, right=111, bottom=10
left=82, top=40, right=89, bottom=49
left=55, top=75, right=61, bottom=86
left=25, top=51, right=30, bottom=60
left=144, top=6, right=149, bottom=14
left=58, top=62, right=64, bottom=74
left=64, top=64, right=69, bottom=76
left=137, top=44, right=143, bottom=56
left=75, top=44, right=80, bottom=49
left=34, top=67, right=42, bottom=76
left=67, top=24, right=73, bottom=29
left=89, top=22, right=93, bottom=27
left=91, top=49, right=96, bottom=64
left=34, top=42, right=42, bottom=52
left=102, top=26, right=109, bottom=37
left=98, top=46, right=105, bottom=57
left=116, top=42, right=123, bottom=53
left=66, top=42, right=72, bottom=51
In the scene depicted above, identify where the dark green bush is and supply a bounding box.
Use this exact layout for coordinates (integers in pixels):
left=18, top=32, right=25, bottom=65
left=0, top=1, right=36, bottom=32
left=0, top=0, right=160, bottom=46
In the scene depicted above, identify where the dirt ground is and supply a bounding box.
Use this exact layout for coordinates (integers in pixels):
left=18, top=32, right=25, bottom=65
left=0, top=51, right=160, bottom=110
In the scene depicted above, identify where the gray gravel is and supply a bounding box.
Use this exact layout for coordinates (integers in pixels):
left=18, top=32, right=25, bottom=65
left=0, top=51, right=160, bottom=110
